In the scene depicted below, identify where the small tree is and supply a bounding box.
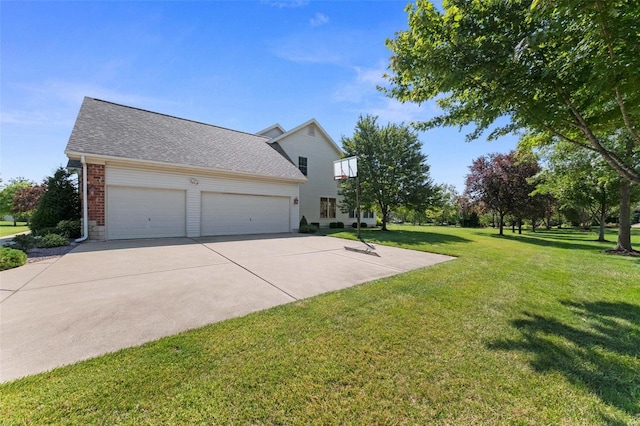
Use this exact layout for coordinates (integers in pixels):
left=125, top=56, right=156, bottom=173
left=0, top=177, right=32, bottom=225
left=465, top=151, right=540, bottom=235
left=11, top=184, right=45, bottom=225
left=30, top=168, right=80, bottom=232
left=340, top=115, right=435, bottom=231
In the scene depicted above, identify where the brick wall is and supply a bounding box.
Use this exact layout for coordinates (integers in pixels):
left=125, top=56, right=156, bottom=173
left=86, top=164, right=105, bottom=225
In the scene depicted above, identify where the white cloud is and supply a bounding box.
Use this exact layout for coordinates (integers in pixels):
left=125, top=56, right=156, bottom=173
left=310, top=12, right=329, bottom=27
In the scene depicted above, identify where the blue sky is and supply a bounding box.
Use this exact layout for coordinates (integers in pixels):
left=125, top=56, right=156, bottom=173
left=1, top=0, right=517, bottom=192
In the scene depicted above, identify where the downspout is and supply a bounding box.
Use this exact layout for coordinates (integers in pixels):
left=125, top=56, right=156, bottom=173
left=75, top=156, right=89, bottom=242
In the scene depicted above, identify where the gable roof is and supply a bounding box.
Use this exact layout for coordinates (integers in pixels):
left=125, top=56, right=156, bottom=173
left=267, top=118, right=343, bottom=156
left=256, top=123, right=286, bottom=137
left=65, top=97, right=306, bottom=182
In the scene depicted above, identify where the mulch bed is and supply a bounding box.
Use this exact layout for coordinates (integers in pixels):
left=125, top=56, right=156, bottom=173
left=27, top=244, right=77, bottom=263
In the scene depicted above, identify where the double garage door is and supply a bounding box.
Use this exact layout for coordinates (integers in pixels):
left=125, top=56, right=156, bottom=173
left=107, top=187, right=290, bottom=239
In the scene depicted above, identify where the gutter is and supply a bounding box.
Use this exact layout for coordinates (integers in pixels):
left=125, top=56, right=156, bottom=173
left=75, top=155, right=89, bottom=242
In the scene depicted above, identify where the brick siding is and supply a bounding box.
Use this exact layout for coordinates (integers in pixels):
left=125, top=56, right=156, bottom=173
left=86, top=164, right=105, bottom=226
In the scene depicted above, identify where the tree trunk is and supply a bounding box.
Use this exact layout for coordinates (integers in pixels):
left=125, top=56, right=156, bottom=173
left=518, top=219, right=522, bottom=234
left=612, top=179, right=635, bottom=253
left=499, top=213, right=504, bottom=235
left=597, top=206, right=606, bottom=242
left=381, top=207, right=389, bottom=231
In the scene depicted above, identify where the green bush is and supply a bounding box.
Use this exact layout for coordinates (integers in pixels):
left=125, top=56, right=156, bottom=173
left=307, top=224, right=318, bottom=234
left=36, top=233, right=69, bottom=248
left=10, top=234, right=37, bottom=252
left=299, top=216, right=308, bottom=227
left=56, top=219, right=82, bottom=238
left=33, top=226, right=58, bottom=237
left=0, top=247, right=28, bottom=271
left=336, top=222, right=344, bottom=228
left=329, top=222, right=337, bottom=229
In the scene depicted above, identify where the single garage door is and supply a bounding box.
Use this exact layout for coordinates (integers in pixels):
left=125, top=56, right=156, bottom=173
left=201, top=192, right=290, bottom=236
left=107, top=186, right=186, bottom=239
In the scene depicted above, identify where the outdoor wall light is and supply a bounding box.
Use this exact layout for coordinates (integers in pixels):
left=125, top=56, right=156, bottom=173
left=293, top=197, right=299, bottom=204
left=190, top=178, right=199, bottom=185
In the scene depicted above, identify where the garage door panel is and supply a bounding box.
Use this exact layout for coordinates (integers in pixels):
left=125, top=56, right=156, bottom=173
left=202, top=193, right=289, bottom=236
left=108, top=187, right=186, bottom=239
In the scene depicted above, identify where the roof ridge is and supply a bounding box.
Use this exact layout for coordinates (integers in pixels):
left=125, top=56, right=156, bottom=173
left=86, top=97, right=270, bottom=141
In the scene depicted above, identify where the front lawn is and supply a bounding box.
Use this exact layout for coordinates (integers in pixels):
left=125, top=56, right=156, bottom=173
left=0, top=221, right=29, bottom=238
left=1, top=226, right=638, bottom=424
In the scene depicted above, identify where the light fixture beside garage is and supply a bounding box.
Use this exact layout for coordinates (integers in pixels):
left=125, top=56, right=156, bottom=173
left=189, top=177, right=199, bottom=185
left=293, top=197, right=299, bottom=205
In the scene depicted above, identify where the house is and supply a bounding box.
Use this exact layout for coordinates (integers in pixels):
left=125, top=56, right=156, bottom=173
left=65, top=97, right=374, bottom=241
left=257, top=121, right=376, bottom=229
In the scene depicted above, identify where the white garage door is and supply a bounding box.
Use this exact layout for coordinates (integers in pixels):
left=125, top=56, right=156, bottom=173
left=201, top=193, right=290, bottom=236
left=107, top=186, right=186, bottom=239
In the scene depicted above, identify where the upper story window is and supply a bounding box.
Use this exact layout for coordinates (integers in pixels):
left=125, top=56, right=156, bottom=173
left=298, top=156, right=308, bottom=176
left=308, top=126, right=315, bottom=137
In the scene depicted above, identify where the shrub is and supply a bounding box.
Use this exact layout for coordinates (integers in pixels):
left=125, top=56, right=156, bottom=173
left=0, top=247, right=27, bottom=271
left=300, top=216, right=308, bottom=227
left=56, top=219, right=81, bottom=238
left=336, top=222, right=344, bottom=228
left=10, top=234, right=37, bottom=252
left=36, top=233, right=69, bottom=248
left=33, top=226, right=58, bottom=237
left=351, top=222, right=367, bottom=228
left=329, top=222, right=337, bottom=229
left=299, top=225, right=309, bottom=233
left=307, top=225, right=318, bottom=234
left=311, top=222, right=320, bottom=228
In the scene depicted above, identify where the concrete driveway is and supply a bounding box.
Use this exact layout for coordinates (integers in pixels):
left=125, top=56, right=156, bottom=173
left=0, top=234, right=453, bottom=382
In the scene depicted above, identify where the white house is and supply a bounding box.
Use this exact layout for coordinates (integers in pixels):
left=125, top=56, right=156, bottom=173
left=65, top=97, right=374, bottom=241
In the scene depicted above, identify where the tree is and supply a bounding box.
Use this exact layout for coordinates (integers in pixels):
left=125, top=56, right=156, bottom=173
left=0, top=178, right=32, bottom=225
left=464, top=151, right=540, bottom=236
left=383, top=0, right=640, bottom=184
left=340, top=115, right=435, bottom=231
left=426, top=184, right=459, bottom=225
left=535, top=142, right=623, bottom=241
left=30, top=167, right=80, bottom=232
left=12, top=184, right=45, bottom=225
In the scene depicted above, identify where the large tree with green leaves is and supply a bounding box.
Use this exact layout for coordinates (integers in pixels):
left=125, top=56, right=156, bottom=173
left=0, top=178, right=33, bottom=225
left=340, top=115, right=435, bottom=231
left=384, top=0, right=640, bottom=184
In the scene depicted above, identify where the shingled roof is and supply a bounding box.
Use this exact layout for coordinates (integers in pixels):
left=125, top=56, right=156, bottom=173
left=65, top=97, right=306, bottom=181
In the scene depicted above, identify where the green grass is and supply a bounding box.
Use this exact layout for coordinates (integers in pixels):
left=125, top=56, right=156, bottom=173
left=0, top=221, right=29, bottom=238
left=1, top=226, right=639, bottom=424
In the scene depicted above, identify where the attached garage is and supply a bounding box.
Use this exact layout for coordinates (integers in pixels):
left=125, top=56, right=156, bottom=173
left=201, top=192, right=290, bottom=236
left=107, top=186, right=186, bottom=240
left=66, top=97, right=305, bottom=241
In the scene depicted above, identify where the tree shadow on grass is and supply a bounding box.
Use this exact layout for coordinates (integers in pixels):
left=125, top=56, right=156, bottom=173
left=487, top=301, right=640, bottom=419
left=341, top=228, right=472, bottom=248
left=484, top=232, right=612, bottom=252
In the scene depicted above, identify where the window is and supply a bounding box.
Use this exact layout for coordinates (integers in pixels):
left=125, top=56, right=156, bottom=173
left=308, top=126, right=315, bottom=136
left=320, top=197, right=336, bottom=219
left=298, top=156, right=308, bottom=176
left=349, top=210, right=374, bottom=219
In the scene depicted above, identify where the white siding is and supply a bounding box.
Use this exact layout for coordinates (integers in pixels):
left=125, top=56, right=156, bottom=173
left=106, top=166, right=299, bottom=238
left=276, top=125, right=376, bottom=227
